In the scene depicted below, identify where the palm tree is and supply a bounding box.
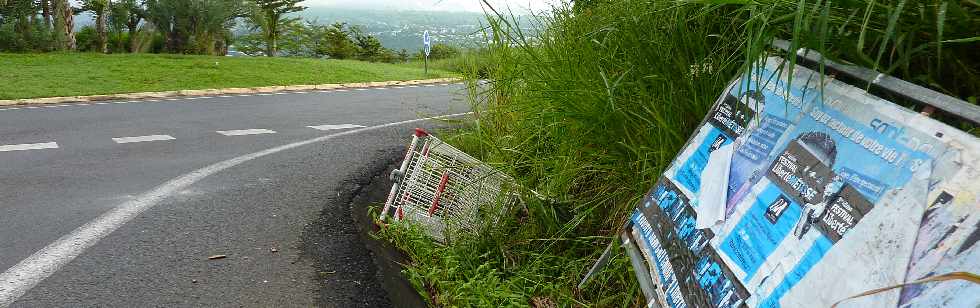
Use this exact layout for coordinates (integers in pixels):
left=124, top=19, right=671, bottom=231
left=248, top=0, right=305, bottom=57
left=52, top=0, right=76, bottom=50
left=82, top=0, right=110, bottom=53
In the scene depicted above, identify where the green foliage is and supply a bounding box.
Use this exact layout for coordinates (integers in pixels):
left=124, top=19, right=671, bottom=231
left=236, top=21, right=405, bottom=63
left=247, top=0, right=305, bottom=57
left=74, top=25, right=98, bottom=51
left=144, top=0, right=244, bottom=55
left=381, top=0, right=979, bottom=306
left=0, top=52, right=454, bottom=99
left=0, top=17, right=55, bottom=52
left=422, top=43, right=460, bottom=60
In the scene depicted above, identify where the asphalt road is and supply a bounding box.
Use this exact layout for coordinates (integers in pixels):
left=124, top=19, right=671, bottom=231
left=0, top=83, right=469, bottom=307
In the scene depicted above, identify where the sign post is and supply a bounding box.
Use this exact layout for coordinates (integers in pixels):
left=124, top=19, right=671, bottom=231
left=423, top=31, right=431, bottom=76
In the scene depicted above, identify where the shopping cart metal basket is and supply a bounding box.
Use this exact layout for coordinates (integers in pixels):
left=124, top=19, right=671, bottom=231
left=381, top=128, right=518, bottom=242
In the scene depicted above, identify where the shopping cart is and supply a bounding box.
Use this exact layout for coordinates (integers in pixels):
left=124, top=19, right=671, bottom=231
left=381, top=128, right=519, bottom=242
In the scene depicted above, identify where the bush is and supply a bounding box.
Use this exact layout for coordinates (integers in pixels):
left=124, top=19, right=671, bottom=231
left=74, top=26, right=99, bottom=52
left=0, top=19, right=55, bottom=52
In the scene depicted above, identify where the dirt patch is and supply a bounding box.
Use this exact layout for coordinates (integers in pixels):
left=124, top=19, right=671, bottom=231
left=300, top=148, right=426, bottom=308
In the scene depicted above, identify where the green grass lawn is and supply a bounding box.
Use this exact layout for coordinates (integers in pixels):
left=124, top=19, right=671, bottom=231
left=0, top=53, right=454, bottom=100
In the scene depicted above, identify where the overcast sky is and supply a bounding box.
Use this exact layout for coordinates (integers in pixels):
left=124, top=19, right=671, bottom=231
left=302, top=0, right=561, bottom=13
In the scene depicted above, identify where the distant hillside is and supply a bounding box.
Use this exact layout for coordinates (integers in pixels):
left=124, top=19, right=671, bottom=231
left=295, top=8, right=492, bottom=51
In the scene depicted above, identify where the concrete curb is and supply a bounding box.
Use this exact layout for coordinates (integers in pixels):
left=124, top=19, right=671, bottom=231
left=0, top=78, right=460, bottom=107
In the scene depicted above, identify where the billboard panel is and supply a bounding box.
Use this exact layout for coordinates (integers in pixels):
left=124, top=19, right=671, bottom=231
left=630, top=57, right=979, bottom=308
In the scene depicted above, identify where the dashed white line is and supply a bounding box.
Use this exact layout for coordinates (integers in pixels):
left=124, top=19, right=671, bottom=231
left=307, top=124, right=366, bottom=131
left=424, top=84, right=436, bottom=87
left=95, top=102, right=110, bottom=105
left=355, top=88, right=369, bottom=91
left=293, top=91, right=308, bottom=94
left=216, top=129, right=277, bottom=136
left=112, top=135, right=176, bottom=144
left=0, top=112, right=472, bottom=307
left=257, top=93, right=273, bottom=96
left=407, top=85, right=419, bottom=88
left=218, top=95, right=233, bottom=98
left=25, top=106, right=40, bottom=109
left=42, top=105, right=59, bottom=108
left=113, top=101, right=130, bottom=104
left=0, top=142, right=59, bottom=152
left=335, top=89, right=349, bottom=92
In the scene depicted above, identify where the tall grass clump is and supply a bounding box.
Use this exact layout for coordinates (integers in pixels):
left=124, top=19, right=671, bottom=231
left=380, top=0, right=978, bottom=306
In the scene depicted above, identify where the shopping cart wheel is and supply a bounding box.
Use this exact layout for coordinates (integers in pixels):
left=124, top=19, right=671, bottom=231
left=390, top=169, right=404, bottom=182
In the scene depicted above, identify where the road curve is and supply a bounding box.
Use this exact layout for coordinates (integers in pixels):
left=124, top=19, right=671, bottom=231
left=0, top=83, right=469, bottom=307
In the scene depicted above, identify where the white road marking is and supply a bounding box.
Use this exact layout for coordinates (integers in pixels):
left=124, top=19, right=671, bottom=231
left=393, top=86, right=406, bottom=89
left=43, top=105, right=59, bottom=108
left=25, top=106, right=39, bottom=109
left=0, top=108, right=19, bottom=110
left=0, top=112, right=472, bottom=307
left=146, top=99, right=159, bottom=102
left=95, top=102, right=110, bottom=105
left=317, top=90, right=331, bottom=93
left=113, top=101, right=129, bottom=104
left=424, top=84, right=436, bottom=87
left=165, top=98, right=179, bottom=101
left=293, top=91, right=308, bottom=94
left=407, top=85, right=419, bottom=88
left=0, top=142, right=59, bottom=152
left=217, top=95, right=233, bottom=98
left=307, top=124, right=366, bottom=131
left=257, top=93, right=273, bottom=96
left=75, top=104, right=91, bottom=106
left=112, top=135, right=176, bottom=144
left=355, top=88, right=368, bottom=91
left=216, top=129, right=277, bottom=136
left=335, top=89, right=349, bottom=92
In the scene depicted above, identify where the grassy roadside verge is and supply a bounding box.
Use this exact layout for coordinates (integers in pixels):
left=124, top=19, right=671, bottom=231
left=377, top=0, right=978, bottom=307
left=0, top=53, right=454, bottom=100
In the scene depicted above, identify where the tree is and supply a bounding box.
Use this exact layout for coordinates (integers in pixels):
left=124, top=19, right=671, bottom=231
left=349, top=25, right=384, bottom=61
left=40, top=0, right=51, bottom=29
left=144, top=0, right=242, bottom=55
left=81, top=0, right=109, bottom=53
left=248, top=0, right=305, bottom=57
left=109, top=0, right=143, bottom=52
left=52, top=0, right=75, bottom=50
left=322, top=22, right=357, bottom=59
left=427, top=43, right=460, bottom=60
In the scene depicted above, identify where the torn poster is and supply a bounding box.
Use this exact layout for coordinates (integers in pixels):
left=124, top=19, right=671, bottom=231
left=627, top=56, right=979, bottom=308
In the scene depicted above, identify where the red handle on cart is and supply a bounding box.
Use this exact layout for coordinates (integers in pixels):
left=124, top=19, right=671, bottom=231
left=428, top=171, right=450, bottom=217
